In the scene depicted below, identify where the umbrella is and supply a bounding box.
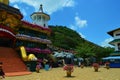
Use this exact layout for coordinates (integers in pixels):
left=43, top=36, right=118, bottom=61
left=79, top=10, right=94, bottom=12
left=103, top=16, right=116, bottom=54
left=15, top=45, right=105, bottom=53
left=53, top=51, right=66, bottom=58
left=78, top=57, right=84, bottom=61
left=64, top=52, right=73, bottom=58
left=53, top=51, right=74, bottom=58
left=102, top=56, right=120, bottom=60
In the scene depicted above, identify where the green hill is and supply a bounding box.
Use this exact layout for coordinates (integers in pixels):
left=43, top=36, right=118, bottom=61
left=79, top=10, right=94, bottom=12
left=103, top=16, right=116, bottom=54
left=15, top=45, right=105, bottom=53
left=48, top=25, right=114, bottom=59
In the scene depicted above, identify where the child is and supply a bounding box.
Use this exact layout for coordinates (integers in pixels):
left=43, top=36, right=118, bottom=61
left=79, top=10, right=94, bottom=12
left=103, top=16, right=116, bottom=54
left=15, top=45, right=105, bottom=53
left=36, top=62, right=41, bottom=73
left=0, top=62, right=5, bottom=79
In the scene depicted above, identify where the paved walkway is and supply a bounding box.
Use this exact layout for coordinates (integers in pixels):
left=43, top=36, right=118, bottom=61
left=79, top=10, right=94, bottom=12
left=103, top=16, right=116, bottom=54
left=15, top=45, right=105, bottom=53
left=5, top=67, right=120, bottom=80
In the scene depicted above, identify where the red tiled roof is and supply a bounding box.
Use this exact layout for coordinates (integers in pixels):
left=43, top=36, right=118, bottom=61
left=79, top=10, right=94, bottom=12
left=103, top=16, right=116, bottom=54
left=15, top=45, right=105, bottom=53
left=0, top=25, right=16, bottom=35
left=107, top=28, right=120, bottom=37
left=16, top=34, right=52, bottom=44
left=0, top=25, right=16, bottom=40
left=22, top=20, right=51, bottom=34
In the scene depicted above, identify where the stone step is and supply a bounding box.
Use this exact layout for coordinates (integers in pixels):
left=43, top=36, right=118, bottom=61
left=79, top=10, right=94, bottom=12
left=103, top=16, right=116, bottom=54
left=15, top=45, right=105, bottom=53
left=0, top=47, right=29, bottom=73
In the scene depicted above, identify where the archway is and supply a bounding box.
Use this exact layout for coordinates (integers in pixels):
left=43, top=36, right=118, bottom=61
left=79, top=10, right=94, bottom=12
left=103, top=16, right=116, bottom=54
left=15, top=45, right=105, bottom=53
left=0, top=38, right=13, bottom=47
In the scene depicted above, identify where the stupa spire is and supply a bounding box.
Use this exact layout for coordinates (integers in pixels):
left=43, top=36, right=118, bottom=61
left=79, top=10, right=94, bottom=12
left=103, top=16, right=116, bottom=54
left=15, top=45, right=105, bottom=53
left=31, top=4, right=50, bottom=28
left=39, top=4, right=43, bottom=12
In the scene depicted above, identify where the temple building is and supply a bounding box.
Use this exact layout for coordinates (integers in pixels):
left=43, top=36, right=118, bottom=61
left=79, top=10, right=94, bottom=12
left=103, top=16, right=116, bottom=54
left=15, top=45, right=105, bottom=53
left=0, top=0, right=52, bottom=75
left=102, top=28, right=120, bottom=68
left=108, top=28, right=120, bottom=56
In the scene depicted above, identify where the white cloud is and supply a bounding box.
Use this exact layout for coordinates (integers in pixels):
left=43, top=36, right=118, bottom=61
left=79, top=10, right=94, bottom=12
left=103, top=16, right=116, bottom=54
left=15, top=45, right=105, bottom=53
left=63, top=0, right=75, bottom=7
left=69, top=15, right=87, bottom=38
left=10, top=0, right=75, bottom=14
left=78, top=32, right=86, bottom=38
left=10, top=0, right=20, bottom=3
left=12, top=4, right=27, bottom=17
left=75, top=16, right=87, bottom=28
left=21, top=9, right=27, bottom=16
left=101, top=38, right=114, bottom=47
left=13, top=4, right=19, bottom=9
left=70, top=14, right=87, bottom=30
left=69, top=25, right=86, bottom=38
left=70, top=25, right=76, bottom=30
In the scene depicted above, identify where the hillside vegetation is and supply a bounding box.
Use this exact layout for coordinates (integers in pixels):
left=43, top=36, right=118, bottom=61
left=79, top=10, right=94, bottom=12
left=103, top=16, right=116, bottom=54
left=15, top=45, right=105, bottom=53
left=48, top=25, right=114, bottom=59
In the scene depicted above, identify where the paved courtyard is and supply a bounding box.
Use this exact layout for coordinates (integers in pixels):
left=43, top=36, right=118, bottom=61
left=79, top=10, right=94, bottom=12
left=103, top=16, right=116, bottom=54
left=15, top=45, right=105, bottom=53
left=5, top=67, right=120, bottom=80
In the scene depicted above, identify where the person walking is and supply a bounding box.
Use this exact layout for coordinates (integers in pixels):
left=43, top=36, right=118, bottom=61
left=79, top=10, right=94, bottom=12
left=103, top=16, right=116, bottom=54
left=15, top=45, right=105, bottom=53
left=0, top=62, right=5, bottom=79
left=36, top=62, right=41, bottom=73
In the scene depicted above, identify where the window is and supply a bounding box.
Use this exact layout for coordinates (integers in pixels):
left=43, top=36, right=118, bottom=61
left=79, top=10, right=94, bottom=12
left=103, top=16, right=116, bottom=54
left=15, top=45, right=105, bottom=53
left=38, top=16, right=41, bottom=20
left=44, top=24, right=45, bottom=27
left=116, top=33, right=120, bottom=36
left=118, top=43, right=120, bottom=51
left=34, top=16, right=36, bottom=20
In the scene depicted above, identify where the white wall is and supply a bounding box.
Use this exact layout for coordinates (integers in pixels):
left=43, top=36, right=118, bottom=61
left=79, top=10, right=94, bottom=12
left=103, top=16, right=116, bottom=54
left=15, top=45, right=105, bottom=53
left=112, top=30, right=120, bottom=51
left=113, top=30, right=120, bottom=39
left=32, top=15, right=49, bottom=28
left=114, top=43, right=118, bottom=51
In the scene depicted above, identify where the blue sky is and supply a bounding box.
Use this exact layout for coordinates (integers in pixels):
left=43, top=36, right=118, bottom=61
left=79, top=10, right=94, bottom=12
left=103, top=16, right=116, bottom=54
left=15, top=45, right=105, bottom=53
left=9, top=0, right=120, bottom=47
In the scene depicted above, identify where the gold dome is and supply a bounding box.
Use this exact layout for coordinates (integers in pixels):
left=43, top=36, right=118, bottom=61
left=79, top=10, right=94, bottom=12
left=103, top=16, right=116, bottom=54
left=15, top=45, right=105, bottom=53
left=0, top=0, right=9, bottom=5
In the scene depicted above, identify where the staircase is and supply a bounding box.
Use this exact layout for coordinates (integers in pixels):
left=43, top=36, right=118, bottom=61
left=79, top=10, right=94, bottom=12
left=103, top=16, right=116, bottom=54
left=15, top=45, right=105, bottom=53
left=0, top=47, right=29, bottom=73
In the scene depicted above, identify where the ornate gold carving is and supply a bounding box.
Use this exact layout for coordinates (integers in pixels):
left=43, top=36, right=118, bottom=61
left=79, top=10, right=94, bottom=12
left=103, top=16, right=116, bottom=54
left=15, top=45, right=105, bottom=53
left=0, top=11, right=21, bottom=32
left=0, top=11, right=7, bottom=24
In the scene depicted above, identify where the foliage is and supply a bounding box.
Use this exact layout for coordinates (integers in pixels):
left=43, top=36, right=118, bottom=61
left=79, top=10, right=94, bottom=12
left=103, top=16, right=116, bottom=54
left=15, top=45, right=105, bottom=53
left=48, top=25, right=114, bottom=60
left=49, top=25, right=81, bottom=50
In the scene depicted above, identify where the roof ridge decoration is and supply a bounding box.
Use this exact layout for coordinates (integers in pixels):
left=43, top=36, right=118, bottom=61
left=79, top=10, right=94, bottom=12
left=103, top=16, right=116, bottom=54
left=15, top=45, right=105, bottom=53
left=16, top=34, right=52, bottom=44
left=22, top=20, right=51, bottom=35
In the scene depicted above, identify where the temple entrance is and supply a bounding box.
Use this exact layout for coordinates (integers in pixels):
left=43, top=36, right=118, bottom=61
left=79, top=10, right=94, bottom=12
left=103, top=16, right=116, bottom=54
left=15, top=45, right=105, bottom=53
left=0, top=38, right=14, bottom=47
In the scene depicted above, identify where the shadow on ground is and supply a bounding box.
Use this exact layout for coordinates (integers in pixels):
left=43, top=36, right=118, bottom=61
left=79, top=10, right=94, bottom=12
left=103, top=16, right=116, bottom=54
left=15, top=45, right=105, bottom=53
left=64, top=76, right=76, bottom=78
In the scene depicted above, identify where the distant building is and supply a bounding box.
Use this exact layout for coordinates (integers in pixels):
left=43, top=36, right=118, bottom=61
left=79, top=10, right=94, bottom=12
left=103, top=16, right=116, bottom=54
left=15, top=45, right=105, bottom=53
left=102, top=28, right=120, bottom=68
left=31, top=4, right=50, bottom=28
left=108, top=28, right=120, bottom=56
